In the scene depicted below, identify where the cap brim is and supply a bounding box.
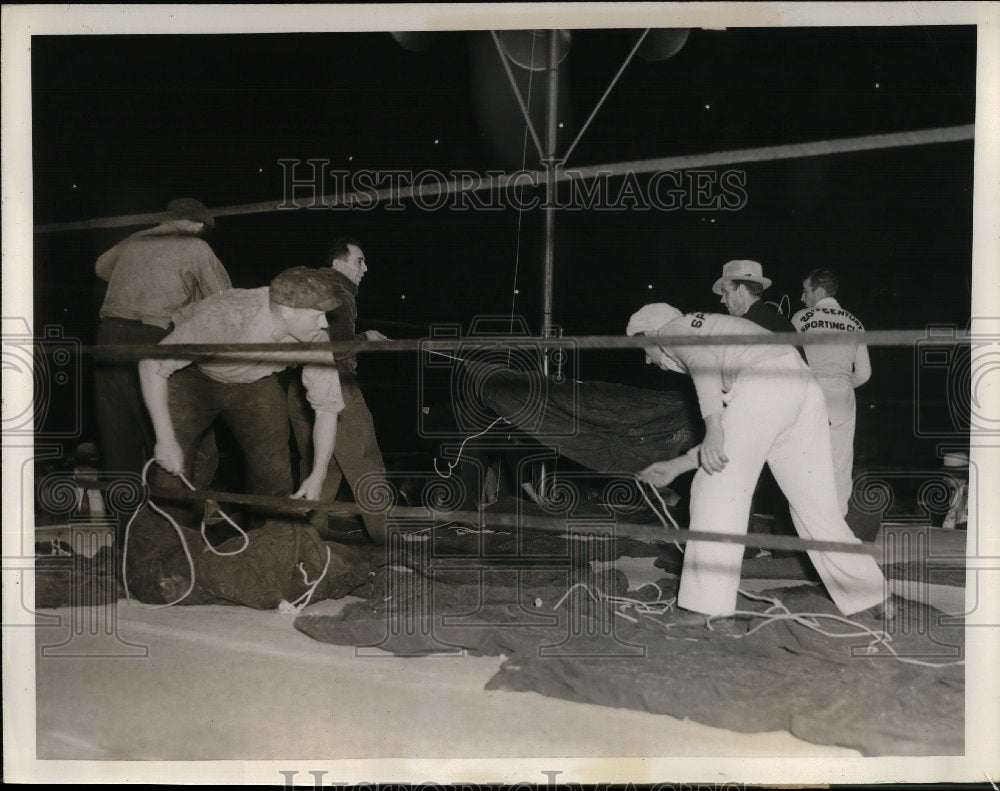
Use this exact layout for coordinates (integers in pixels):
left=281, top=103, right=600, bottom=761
left=713, top=276, right=772, bottom=293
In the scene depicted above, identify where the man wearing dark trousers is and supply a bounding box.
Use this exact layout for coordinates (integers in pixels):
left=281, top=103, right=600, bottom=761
left=93, top=198, right=229, bottom=543
left=139, top=267, right=345, bottom=524
left=287, top=238, right=390, bottom=543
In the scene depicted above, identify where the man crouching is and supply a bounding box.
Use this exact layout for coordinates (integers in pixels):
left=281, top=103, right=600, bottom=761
left=138, top=267, right=345, bottom=515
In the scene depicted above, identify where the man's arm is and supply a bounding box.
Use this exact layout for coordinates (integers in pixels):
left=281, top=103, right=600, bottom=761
left=293, top=363, right=346, bottom=500
left=95, top=247, right=118, bottom=281
left=198, top=247, right=232, bottom=294
left=852, top=342, right=872, bottom=388
left=291, top=411, right=338, bottom=501
left=638, top=444, right=701, bottom=488
left=699, top=412, right=729, bottom=473
left=138, top=360, right=185, bottom=475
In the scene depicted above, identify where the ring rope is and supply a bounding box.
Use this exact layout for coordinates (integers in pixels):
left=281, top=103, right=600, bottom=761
left=38, top=327, right=972, bottom=366
left=96, top=476, right=888, bottom=557
left=33, top=124, right=973, bottom=233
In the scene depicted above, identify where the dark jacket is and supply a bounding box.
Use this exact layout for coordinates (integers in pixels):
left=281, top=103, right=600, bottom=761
left=743, top=300, right=806, bottom=360
left=743, top=299, right=794, bottom=333
left=314, top=267, right=361, bottom=373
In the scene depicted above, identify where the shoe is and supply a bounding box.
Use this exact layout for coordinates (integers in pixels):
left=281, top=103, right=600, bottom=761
left=863, top=596, right=897, bottom=623
left=670, top=609, right=746, bottom=632
left=705, top=616, right=748, bottom=636
left=670, top=609, right=709, bottom=627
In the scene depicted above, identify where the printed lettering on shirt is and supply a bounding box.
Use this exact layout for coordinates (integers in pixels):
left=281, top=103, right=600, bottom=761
left=687, top=311, right=707, bottom=329
left=794, top=307, right=863, bottom=334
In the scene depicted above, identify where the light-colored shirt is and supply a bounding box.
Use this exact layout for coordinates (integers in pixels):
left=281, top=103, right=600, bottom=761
left=655, top=312, right=804, bottom=418
left=790, top=296, right=868, bottom=381
left=153, top=287, right=344, bottom=414
left=96, top=219, right=232, bottom=329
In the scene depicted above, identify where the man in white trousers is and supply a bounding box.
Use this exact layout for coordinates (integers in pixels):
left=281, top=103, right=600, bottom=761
left=791, top=268, right=871, bottom=516
left=626, top=303, right=890, bottom=622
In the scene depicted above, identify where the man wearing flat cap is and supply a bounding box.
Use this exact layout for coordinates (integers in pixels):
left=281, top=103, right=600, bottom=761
left=138, top=267, right=345, bottom=509
left=94, top=198, right=230, bottom=539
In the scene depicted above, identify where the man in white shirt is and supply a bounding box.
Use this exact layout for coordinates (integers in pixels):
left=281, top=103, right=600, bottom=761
left=791, top=269, right=872, bottom=515
left=627, top=303, right=889, bottom=622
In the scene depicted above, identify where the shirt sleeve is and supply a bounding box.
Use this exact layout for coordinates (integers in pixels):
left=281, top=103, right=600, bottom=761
left=659, top=319, right=726, bottom=419
left=325, top=307, right=360, bottom=370
left=301, top=363, right=345, bottom=414
left=679, top=347, right=726, bottom=418
left=197, top=246, right=232, bottom=295
left=149, top=320, right=199, bottom=378
left=95, top=246, right=119, bottom=281
left=853, top=341, right=872, bottom=386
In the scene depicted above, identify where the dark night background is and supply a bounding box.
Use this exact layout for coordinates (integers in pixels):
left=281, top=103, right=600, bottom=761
left=30, top=26, right=976, bottom=471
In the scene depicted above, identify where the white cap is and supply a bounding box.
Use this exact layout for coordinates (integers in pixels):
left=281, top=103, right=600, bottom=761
left=626, top=303, right=682, bottom=336
left=626, top=303, right=685, bottom=374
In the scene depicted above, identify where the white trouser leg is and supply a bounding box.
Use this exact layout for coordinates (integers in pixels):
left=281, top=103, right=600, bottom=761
left=768, top=378, right=886, bottom=615
left=818, top=377, right=856, bottom=516
left=677, top=366, right=801, bottom=616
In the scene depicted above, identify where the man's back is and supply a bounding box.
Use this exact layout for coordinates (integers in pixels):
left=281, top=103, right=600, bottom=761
left=97, top=220, right=230, bottom=328
left=791, top=296, right=865, bottom=379
left=743, top=299, right=794, bottom=333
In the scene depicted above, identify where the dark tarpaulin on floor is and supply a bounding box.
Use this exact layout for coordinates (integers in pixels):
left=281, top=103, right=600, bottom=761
left=468, top=362, right=701, bottom=473
left=119, top=507, right=378, bottom=607
left=98, top=498, right=668, bottom=610
left=294, top=530, right=964, bottom=757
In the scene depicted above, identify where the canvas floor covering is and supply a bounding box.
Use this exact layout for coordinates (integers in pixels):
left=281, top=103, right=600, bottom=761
left=34, top=518, right=964, bottom=760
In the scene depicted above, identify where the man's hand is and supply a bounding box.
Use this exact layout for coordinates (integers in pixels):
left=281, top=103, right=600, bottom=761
left=638, top=456, right=698, bottom=489
left=700, top=414, right=729, bottom=474
left=290, top=472, right=325, bottom=502
left=361, top=329, right=388, bottom=341
left=154, top=438, right=185, bottom=476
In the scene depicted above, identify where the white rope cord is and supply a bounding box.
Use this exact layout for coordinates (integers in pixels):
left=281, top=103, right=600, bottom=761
left=766, top=293, right=793, bottom=318
left=34, top=124, right=973, bottom=232
left=400, top=524, right=513, bottom=551
left=489, top=30, right=544, bottom=160
left=636, top=478, right=685, bottom=553
left=724, top=588, right=965, bottom=668
left=120, top=458, right=332, bottom=613
left=122, top=459, right=199, bottom=608
left=507, top=29, right=537, bottom=355
left=197, top=497, right=250, bottom=558
left=433, top=415, right=512, bottom=478
left=552, top=581, right=678, bottom=621
left=277, top=545, right=332, bottom=614
left=550, top=580, right=962, bottom=668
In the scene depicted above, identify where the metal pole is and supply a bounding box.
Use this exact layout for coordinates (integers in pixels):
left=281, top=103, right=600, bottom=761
left=542, top=28, right=559, bottom=342
left=538, top=29, right=561, bottom=501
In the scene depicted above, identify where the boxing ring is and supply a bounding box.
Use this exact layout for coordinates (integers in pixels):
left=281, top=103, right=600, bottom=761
left=26, top=60, right=977, bottom=761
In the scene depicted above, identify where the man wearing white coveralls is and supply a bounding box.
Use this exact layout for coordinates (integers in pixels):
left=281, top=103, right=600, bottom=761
left=627, top=303, right=889, bottom=618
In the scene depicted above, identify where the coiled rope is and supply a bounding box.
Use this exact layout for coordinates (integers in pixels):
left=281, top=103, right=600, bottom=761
left=121, top=459, right=329, bottom=612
